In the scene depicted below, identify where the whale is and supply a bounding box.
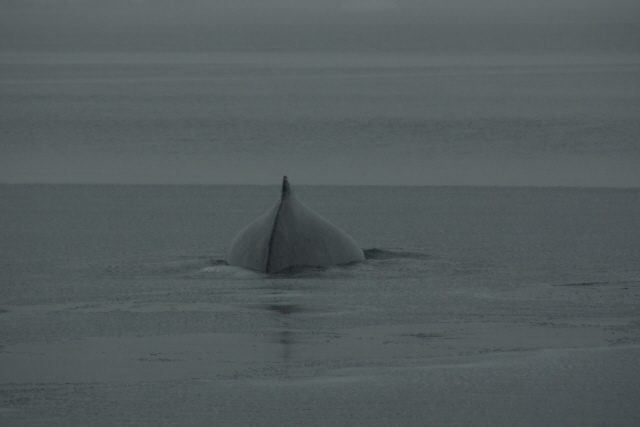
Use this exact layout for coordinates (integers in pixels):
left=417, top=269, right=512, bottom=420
left=227, top=176, right=365, bottom=273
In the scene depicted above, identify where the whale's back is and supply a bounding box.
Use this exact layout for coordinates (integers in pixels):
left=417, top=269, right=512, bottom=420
left=227, top=177, right=364, bottom=273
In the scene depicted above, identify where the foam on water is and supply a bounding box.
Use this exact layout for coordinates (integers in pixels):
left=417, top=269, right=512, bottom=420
left=200, top=264, right=264, bottom=279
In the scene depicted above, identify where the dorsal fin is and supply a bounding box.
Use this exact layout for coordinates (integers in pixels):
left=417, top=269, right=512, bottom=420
left=267, top=176, right=290, bottom=272
left=228, top=175, right=365, bottom=273
left=281, top=176, right=291, bottom=197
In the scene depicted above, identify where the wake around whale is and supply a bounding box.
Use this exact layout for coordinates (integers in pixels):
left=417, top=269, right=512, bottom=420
left=227, top=176, right=365, bottom=273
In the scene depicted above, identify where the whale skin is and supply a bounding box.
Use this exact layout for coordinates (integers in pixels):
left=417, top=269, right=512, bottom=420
left=227, top=176, right=365, bottom=273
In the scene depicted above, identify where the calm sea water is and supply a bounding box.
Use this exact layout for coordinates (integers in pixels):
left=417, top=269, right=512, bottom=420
left=1, top=184, right=638, bottom=334
left=2, top=184, right=639, bottom=303
left=1, top=184, right=639, bottom=425
left=2, top=184, right=639, bottom=342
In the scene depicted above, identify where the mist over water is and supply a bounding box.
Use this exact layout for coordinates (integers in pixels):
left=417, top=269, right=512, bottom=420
left=1, top=1, right=639, bottom=186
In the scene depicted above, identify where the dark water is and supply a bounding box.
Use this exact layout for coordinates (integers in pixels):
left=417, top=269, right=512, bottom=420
left=1, top=184, right=639, bottom=425
left=2, top=184, right=639, bottom=305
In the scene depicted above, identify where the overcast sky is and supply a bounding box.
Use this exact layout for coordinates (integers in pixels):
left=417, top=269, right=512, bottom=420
left=1, top=0, right=639, bottom=186
left=2, top=0, right=638, bottom=53
left=2, top=0, right=640, bottom=21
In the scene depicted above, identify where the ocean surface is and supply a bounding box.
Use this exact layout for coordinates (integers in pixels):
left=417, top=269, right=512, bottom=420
left=1, top=184, right=639, bottom=425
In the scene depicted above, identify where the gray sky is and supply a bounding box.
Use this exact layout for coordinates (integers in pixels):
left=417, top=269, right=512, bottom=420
left=2, top=0, right=640, bottom=20
left=2, top=0, right=639, bottom=53
left=1, top=0, right=639, bottom=186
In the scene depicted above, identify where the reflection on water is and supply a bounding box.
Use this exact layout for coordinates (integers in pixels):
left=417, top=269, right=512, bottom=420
left=267, top=304, right=303, bottom=316
left=257, top=277, right=319, bottom=370
left=276, top=330, right=294, bottom=365
left=249, top=263, right=364, bottom=370
left=266, top=303, right=301, bottom=366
